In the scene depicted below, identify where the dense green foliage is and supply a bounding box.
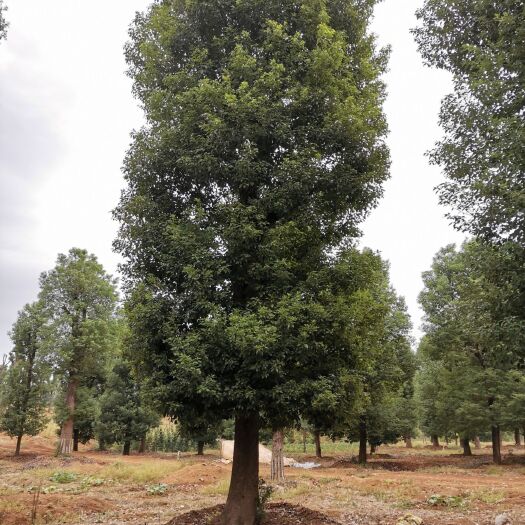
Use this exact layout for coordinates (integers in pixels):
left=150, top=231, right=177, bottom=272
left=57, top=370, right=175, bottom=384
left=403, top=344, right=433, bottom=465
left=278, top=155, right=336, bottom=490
left=0, top=303, right=50, bottom=454
left=117, top=0, right=390, bottom=449
left=418, top=241, right=525, bottom=461
left=414, top=0, right=525, bottom=244
left=97, top=362, right=159, bottom=454
left=38, top=248, right=119, bottom=453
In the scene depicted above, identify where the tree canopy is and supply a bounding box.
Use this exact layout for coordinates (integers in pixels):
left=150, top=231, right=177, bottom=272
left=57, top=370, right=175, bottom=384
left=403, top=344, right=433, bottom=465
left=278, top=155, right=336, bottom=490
left=414, top=0, right=525, bottom=244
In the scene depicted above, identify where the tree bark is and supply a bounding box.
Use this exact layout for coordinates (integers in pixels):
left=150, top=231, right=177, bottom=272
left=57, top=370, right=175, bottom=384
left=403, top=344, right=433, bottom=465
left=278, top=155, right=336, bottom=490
left=271, top=429, right=285, bottom=482
left=123, top=440, right=131, bottom=456
left=370, top=443, right=376, bottom=454
left=491, top=426, right=502, bottom=464
left=59, top=378, right=78, bottom=455
left=474, top=436, right=481, bottom=449
left=461, top=437, right=472, bottom=456
left=302, top=430, right=307, bottom=453
left=404, top=435, right=413, bottom=448
left=358, top=419, right=367, bottom=465
left=514, top=428, right=521, bottom=447
left=197, top=440, right=205, bottom=455
left=314, top=429, right=322, bottom=458
left=138, top=437, right=146, bottom=453
left=73, top=428, right=79, bottom=452
left=221, top=413, right=259, bottom=525
left=431, top=434, right=440, bottom=447
left=15, top=434, right=23, bottom=456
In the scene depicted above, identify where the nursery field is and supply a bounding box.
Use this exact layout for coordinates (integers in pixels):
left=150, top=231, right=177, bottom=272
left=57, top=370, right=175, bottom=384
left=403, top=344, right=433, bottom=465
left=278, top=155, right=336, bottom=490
left=0, top=433, right=524, bottom=525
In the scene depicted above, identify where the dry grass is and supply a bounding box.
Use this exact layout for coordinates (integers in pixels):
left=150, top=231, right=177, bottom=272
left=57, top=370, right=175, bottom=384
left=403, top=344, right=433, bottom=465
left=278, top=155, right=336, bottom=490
left=98, top=460, right=182, bottom=484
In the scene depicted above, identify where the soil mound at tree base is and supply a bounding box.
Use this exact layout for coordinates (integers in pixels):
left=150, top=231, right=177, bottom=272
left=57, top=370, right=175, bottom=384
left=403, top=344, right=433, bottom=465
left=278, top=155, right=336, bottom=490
left=166, top=503, right=340, bottom=525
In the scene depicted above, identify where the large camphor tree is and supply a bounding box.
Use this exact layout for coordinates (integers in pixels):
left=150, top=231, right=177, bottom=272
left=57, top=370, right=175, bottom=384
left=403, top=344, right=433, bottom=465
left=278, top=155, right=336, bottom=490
left=39, top=249, right=118, bottom=455
left=116, top=0, right=389, bottom=522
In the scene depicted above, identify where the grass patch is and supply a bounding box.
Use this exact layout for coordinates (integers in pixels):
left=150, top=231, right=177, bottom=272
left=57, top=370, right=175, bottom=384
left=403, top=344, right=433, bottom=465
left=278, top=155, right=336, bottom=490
left=201, top=479, right=230, bottom=496
left=50, top=470, right=77, bottom=483
left=99, top=461, right=180, bottom=484
left=469, top=489, right=506, bottom=504
left=427, top=494, right=468, bottom=508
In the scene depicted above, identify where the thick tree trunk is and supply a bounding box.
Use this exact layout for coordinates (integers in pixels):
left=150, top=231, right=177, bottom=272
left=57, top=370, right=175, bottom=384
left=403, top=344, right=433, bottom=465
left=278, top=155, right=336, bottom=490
left=123, top=441, right=131, bottom=456
left=514, top=429, right=521, bottom=447
left=197, top=440, right=205, bottom=455
left=73, top=429, right=79, bottom=452
left=491, top=426, right=502, bottom=464
left=358, top=419, right=367, bottom=465
left=98, top=438, right=106, bottom=451
left=59, top=379, right=78, bottom=455
left=404, top=435, right=413, bottom=448
left=461, top=437, right=472, bottom=456
left=431, top=434, right=440, bottom=448
left=15, top=434, right=22, bottom=456
left=221, top=413, right=259, bottom=525
left=474, top=436, right=481, bottom=449
left=314, top=429, right=322, bottom=458
left=138, top=437, right=146, bottom=453
left=271, top=429, right=285, bottom=482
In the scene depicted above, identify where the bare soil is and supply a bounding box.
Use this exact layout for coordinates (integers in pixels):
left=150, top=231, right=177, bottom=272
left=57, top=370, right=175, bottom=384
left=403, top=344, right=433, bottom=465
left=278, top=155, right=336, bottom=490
left=0, top=432, right=524, bottom=525
left=167, top=503, right=340, bottom=525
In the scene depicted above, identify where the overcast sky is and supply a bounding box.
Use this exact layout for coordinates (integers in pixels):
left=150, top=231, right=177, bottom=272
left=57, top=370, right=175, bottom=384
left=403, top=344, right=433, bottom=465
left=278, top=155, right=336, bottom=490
left=0, top=0, right=465, bottom=355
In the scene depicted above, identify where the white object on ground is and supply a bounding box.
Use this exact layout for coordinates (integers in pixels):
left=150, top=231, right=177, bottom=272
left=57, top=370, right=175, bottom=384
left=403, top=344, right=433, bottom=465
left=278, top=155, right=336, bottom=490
left=292, top=461, right=321, bottom=469
left=219, top=440, right=296, bottom=466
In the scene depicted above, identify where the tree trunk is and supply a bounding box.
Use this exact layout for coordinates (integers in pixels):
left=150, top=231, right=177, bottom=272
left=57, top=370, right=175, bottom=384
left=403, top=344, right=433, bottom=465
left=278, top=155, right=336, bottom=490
left=15, top=434, right=22, bottom=456
left=454, top=435, right=458, bottom=447
left=314, top=429, right=322, bottom=458
left=491, top=426, right=502, bottom=464
left=431, top=434, right=440, bottom=447
left=271, top=429, right=285, bottom=482
left=59, top=378, right=78, bottom=455
left=358, top=419, right=367, bottom=465
left=461, top=437, right=472, bottom=456
left=370, top=443, right=376, bottom=454
left=138, top=437, right=146, bottom=453
left=302, top=430, right=307, bottom=453
left=474, top=436, right=481, bottom=449
left=516, top=429, right=522, bottom=447
left=123, top=440, right=131, bottom=456
left=221, top=413, right=259, bottom=525
left=197, top=440, right=205, bottom=455
left=73, top=429, right=79, bottom=452
left=404, top=435, right=413, bottom=448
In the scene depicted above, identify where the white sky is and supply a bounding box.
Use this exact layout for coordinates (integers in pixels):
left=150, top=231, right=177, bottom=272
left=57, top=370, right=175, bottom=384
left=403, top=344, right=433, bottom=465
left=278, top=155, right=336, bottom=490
left=0, top=0, right=465, bottom=355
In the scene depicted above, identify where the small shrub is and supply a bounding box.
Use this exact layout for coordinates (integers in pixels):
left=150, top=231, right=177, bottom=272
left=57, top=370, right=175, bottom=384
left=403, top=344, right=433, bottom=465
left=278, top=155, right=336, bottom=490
left=146, top=483, right=168, bottom=495
left=49, top=471, right=77, bottom=484
left=256, top=478, right=274, bottom=524
left=427, top=494, right=466, bottom=508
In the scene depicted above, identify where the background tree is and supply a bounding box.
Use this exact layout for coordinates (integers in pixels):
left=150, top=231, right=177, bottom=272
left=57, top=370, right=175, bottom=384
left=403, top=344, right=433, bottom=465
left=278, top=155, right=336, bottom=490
left=0, top=303, right=50, bottom=456
left=414, top=0, right=525, bottom=244
left=0, top=0, right=7, bottom=42
left=39, top=248, right=118, bottom=454
left=96, top=362, right=159, bottom=455
left=419, top=241, right=522, bottom=463
left=117, top=0, right=389, bottom=521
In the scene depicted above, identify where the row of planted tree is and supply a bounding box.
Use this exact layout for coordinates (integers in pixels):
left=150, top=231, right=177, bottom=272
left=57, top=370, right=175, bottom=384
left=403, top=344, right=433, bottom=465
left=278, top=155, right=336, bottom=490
left=1, top=244, right=523, bottom=468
